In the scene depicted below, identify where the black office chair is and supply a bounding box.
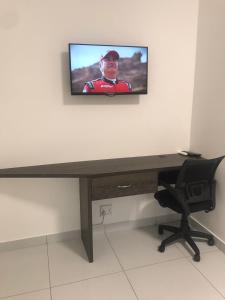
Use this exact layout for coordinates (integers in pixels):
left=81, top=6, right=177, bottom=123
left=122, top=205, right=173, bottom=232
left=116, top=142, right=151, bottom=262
left=154, top=156, right=224, bottom=262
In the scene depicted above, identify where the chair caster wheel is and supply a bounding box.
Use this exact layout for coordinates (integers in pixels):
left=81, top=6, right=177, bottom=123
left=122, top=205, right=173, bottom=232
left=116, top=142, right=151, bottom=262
left=193, top=254, right=200, bottom=262
left=158, top=245, right=165, bottom=252
left=208, top=237, right=214, bottom=246
left=158, top=226, right=164, bottom=235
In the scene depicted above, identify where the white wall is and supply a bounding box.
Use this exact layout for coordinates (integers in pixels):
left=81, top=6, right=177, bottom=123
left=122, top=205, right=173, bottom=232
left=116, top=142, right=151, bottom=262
left=0, top=0, right=198, bottom=242
left=191, top=0, right=225, bottom=241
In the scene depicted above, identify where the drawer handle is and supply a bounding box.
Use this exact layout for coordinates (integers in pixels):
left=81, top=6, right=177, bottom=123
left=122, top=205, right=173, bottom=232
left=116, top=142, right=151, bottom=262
left=117, top=184, right=132, bottom=189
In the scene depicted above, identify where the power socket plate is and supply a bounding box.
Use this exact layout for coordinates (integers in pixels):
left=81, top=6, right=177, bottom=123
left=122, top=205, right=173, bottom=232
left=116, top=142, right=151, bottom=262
left=100, top=204, right=112, bottom=217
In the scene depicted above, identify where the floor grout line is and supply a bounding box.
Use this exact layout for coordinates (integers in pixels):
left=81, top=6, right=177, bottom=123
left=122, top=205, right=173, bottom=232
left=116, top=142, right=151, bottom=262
left=0, top=288, right=50, bottom=300
left=47, top=235, right=220, bottom=290
left=122, top=255, right=187, bottom=272
left=50, top=270, right=123, bottom=289
left=103, top=225, right=140, bottom=300
left=104, top=227, right=189, bottom=272
left=104, top=226, right=225, bottom=300
left=49, top=255, right=190, bottom=289
left=46, top=241, right=53, bottom=300
left=1, top=226, right=224, bottom=299
left=184, top=253, right=225, bottom=300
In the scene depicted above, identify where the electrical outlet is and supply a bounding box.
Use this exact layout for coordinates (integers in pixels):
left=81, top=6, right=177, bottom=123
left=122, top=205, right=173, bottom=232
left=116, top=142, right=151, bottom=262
left=100, top=204, right=112, bottom=217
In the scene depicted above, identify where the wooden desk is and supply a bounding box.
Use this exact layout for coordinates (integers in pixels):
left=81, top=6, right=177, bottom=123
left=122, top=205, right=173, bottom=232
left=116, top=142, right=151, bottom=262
left=0, top=153, right=187, bottom=262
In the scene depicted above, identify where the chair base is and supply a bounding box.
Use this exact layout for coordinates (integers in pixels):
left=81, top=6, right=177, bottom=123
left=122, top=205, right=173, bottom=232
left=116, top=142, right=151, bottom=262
left=158, top=216, right=214, bottom=262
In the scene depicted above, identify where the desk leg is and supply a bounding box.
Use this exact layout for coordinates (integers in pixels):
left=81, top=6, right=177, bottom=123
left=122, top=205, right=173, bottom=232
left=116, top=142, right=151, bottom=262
left=79, top=178, right=93, bottom=263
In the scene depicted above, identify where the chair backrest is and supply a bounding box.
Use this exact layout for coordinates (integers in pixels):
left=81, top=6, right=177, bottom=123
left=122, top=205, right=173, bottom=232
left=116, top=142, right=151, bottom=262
left=175, top=156, right=224, bottom=205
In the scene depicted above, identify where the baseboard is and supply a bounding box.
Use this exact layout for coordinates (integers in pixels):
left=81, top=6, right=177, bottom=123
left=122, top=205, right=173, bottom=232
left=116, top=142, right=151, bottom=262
left=47, top=230, right=81, bottom=244
left=0, top=231, right=81, bottom=252
left=0, top=214, right=179, bottom=252
left=103, top=214, right=179, bottom=232
left=0, top=236, right=47, bottom=252
left=190, top=216, right=225, bottom=254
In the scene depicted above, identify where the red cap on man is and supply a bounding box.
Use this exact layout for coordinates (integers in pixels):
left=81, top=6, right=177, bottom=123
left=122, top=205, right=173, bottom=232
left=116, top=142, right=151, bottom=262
left=101, top=50, right=119, bottom=61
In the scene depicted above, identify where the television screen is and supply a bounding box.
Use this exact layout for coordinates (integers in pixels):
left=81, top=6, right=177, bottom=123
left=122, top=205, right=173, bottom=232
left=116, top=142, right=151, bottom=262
left=69, top=43, right=148, bottom=95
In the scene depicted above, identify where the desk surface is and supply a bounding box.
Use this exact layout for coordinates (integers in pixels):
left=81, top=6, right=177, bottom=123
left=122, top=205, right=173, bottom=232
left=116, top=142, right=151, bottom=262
left=0, top=154, right=187, bottom=178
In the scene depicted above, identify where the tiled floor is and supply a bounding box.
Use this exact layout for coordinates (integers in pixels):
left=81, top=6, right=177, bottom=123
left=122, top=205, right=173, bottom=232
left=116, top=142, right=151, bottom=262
left=0, top=225, right=225, bottom=300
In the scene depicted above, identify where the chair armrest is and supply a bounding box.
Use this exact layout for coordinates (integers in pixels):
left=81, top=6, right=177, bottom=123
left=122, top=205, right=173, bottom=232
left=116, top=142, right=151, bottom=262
left=160, top=180, right=190, bottom=216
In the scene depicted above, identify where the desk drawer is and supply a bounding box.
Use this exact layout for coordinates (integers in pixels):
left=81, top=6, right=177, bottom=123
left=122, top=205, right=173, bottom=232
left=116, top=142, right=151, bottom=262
left=92, top=172, right=157, bottom=200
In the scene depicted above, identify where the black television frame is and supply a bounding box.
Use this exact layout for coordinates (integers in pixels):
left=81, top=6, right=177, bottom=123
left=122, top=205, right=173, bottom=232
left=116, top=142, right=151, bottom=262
left=68, top=43, right=148, bottom=96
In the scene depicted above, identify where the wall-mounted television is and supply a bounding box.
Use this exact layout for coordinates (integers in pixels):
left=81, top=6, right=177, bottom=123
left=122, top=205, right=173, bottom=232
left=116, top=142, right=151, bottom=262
left=69, top=43, right=148, bottom=96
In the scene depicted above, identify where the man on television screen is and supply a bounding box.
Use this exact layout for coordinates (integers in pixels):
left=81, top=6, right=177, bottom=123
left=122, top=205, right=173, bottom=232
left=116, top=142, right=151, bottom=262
left=83, top=50, right=132, bottom=94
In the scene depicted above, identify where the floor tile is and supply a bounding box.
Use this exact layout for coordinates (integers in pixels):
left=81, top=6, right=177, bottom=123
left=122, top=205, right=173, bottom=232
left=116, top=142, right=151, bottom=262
left=51, top=272, right=136, bottom=300
left=0, top=289, right=51, bottom=300
left=48, top=232, right=122, bottom=286
left=106, top=226, right=184, bottom=269
left=126, top=258, right=224, bottom=300
left=0, top=245, right=49, bottom=298
left=188, top=250, right=225, bottom=297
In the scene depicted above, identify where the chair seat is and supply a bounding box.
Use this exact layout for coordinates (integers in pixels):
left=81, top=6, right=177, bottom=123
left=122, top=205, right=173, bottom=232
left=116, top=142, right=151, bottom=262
left=154, top=190, right=212, bottom=213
